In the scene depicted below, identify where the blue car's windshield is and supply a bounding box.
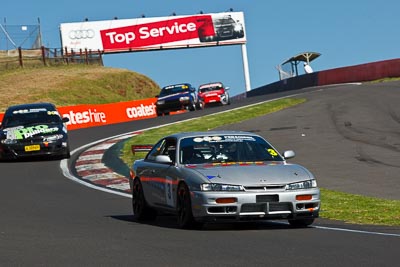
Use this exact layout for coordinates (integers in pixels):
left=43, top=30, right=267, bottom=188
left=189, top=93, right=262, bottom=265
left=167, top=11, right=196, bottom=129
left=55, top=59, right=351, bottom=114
left=159, top=84, right=190, bottom=97
left=179, top=135, right=284, bottom=164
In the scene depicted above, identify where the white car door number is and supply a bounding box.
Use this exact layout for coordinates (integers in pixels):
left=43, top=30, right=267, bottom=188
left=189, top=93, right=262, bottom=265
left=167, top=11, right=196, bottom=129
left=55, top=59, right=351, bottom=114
left=165, top=176, right=174, bottom=207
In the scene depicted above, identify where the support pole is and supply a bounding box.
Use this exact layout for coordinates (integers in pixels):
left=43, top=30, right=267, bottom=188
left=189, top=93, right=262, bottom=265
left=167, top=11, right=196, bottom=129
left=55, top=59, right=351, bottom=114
left=241, top=44, right=251, bottom=92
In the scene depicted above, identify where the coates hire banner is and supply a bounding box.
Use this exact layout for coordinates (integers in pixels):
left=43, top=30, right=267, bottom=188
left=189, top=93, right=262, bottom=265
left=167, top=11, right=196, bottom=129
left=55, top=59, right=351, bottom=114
left=0, top=98, right=157, bottom=131
left=60, top=12, right=246, bottom=53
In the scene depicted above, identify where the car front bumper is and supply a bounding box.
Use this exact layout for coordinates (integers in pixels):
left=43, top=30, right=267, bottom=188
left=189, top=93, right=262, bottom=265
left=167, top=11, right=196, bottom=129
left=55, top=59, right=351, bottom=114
left=190, top=188, right=320, bottom=222
left=0, top=140, right=69, bottom=160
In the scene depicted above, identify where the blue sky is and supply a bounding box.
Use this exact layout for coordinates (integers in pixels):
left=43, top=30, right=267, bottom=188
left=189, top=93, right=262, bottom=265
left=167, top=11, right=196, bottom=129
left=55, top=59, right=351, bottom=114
left=1, top=0, right=400, bottom=97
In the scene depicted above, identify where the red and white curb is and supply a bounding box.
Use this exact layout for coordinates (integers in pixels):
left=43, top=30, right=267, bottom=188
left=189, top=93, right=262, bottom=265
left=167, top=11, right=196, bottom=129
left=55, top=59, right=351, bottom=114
left=61, top=131, right=143, bottom=198
left=75, top=136, right=132, bottom=192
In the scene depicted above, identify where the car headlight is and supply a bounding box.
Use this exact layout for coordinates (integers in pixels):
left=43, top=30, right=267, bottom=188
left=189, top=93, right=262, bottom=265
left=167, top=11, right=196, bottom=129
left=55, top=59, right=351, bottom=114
left=201, top=183, right=244, bottom=191
left=234, top=24, right=243, bottom=31
left=43, top=134, right=64, bottom=142
left=157, top=100, right=165, bottom=105
left=1, top=139, right=17, bottom=145
left=179, top=96, right=190, bottom=102
left=285, top=179, right=317, bottom=190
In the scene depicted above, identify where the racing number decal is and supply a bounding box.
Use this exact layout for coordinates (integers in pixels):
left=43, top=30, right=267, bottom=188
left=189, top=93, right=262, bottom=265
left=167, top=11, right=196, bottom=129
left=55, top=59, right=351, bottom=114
left=267, top=149, right=278, bottom=157
left=165, top=176, right=174, bottom=207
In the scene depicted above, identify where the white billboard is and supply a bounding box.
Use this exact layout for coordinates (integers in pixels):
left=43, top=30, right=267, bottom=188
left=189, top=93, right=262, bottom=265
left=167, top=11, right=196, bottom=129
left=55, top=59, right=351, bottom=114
left=60, top=12, right=246, bottom=53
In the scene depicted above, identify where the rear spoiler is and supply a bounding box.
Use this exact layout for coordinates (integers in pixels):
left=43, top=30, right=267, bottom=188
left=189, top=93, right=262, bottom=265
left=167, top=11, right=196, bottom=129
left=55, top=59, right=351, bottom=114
left=131, top=144, right=153, bottom=155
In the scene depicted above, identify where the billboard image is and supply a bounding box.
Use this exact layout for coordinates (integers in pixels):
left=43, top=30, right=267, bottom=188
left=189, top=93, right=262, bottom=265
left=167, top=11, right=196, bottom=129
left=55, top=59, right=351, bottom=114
left=60, top=12, right=246, bottom=53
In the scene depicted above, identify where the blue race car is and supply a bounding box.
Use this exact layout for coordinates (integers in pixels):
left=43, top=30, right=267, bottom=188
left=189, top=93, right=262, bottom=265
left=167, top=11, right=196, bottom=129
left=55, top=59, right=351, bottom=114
left=155, top=83, right=200, bottom=116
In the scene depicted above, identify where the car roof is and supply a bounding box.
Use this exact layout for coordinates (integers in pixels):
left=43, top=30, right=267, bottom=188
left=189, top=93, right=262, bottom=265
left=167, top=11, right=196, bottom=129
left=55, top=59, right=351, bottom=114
left=4, top=102, right=57, bottom=114
left=162, top=83, right=192, bottom=89
left=199, top=82, right=223, bottom=88
left=166, top=131, right=260, bottom=140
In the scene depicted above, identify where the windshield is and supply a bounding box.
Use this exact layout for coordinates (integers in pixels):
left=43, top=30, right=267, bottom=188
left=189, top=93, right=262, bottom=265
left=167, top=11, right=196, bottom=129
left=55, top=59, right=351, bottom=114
left=2, top=111, right=62, bottom=128
left=159, top=84, right=190, bottom=97
left=199, top=86, right=223, bottom=93
left=179, top=135, right=284, bottom=164
left=214, top=17, right=236, bottom=25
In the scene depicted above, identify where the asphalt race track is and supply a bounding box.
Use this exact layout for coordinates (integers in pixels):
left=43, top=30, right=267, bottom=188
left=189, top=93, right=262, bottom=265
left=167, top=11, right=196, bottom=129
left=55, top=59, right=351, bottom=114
left=0, top=82, right=399, bottom=266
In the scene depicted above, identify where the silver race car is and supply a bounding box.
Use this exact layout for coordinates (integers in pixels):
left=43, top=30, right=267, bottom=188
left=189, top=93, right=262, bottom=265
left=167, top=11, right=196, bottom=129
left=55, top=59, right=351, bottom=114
left=129, top=131, right=320, bottom=229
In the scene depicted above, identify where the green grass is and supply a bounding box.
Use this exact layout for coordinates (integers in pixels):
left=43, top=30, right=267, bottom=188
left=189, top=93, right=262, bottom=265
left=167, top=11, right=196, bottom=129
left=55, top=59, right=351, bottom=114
left=120, top=97, right=400, bottom=227
left=0, top=65, right=161, bottom=111
left=321, top=188, right=400, bottom=226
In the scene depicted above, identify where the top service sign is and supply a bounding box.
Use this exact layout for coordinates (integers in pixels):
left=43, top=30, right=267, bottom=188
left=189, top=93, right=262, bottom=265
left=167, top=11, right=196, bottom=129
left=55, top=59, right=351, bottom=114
left=60, top=12, right=246, bottom=53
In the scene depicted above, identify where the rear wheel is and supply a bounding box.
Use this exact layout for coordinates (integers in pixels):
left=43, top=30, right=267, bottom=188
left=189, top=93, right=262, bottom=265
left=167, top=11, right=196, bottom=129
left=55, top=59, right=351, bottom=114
left=132, top=178, right=157, bottom=221
left=288, top=218, right=315, bottom=228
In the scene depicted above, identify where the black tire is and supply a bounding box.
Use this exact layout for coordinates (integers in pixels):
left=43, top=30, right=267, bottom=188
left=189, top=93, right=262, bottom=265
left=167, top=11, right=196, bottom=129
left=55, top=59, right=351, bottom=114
left=177, top=183, right=199, bottom=229
left=63, top=146, right=71, bottom=159
left=288, top=218, right=315, bottom=228
left=188, top=102, right=196, bottom=111
left=196, top=101, right=204, bottom=110
left=132, top=178, right=157, bottom=221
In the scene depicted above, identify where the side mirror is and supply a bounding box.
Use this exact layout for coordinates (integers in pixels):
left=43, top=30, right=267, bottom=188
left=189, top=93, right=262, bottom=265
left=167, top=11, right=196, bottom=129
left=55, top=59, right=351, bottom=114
left=62, top=117, right=70, bottom=123
left=282, top=150, right=295, bottom=159
left=225, top=87, right=230, bottom=90
left=155, top=155, right=173, bottom=164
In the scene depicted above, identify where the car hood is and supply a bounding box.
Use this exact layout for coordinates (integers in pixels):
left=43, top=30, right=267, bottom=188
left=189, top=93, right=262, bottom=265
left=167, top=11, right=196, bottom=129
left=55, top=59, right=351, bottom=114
left=199, top=90, right=224, bottom=97
left=187, top=163, right=313, bottom=185
left=158, top=91, right=189, bottom=101
left=0, top=123, right=65, bottom=141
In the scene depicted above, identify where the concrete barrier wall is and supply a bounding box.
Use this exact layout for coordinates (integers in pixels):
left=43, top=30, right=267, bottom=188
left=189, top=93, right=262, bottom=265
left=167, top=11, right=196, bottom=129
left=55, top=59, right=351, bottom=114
left=247, top=58, right=400, bottom=98
left=317, top=58, right=400, bottom=86
left=247, top=72, right=318, bottom=98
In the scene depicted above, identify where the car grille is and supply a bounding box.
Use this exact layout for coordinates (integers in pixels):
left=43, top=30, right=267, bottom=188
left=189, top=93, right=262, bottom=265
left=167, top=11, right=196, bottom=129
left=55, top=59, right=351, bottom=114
left=157, top=99, right=186, bottom=111
left=217, top=27, right=233, bottom=38
left=269, top=203, right=292, bottom=212
left=241, top=202, right=292, bottom=213
left=243, top=185, right=286, bottom=191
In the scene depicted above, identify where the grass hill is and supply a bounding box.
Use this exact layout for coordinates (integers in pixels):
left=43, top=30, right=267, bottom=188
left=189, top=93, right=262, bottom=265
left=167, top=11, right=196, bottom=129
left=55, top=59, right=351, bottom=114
left=0, top=65, right=161, bottom=112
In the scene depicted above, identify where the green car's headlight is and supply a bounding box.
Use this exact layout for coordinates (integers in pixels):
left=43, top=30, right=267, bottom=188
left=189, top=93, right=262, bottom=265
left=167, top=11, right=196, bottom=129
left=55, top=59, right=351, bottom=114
left=43, top=134, right=64, bottom=142
left=201, top=183, right=244, bottom=192
left=1, top=139, right=17, bottom=145
left=285, top=179, right=317, bottom=190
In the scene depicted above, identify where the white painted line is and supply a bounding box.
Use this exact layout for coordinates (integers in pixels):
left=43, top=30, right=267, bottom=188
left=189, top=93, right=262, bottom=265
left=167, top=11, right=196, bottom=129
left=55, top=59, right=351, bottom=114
left=314, top=225, right=400, bottom=238
left=87, top=143, right=116, bottom=150
left=108, top=183, right=130, bottom=191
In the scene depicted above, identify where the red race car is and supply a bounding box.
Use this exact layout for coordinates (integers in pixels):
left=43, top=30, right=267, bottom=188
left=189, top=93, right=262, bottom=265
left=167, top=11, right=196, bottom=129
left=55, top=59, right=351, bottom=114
left=197, top=82, right=230, bottom=108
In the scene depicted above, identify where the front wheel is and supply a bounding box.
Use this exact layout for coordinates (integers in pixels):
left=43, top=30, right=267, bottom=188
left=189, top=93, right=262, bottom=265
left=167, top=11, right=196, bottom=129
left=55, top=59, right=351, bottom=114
left=188, top=101, right=196, bottom=111
left=177, top=183, right=201, bottom=229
